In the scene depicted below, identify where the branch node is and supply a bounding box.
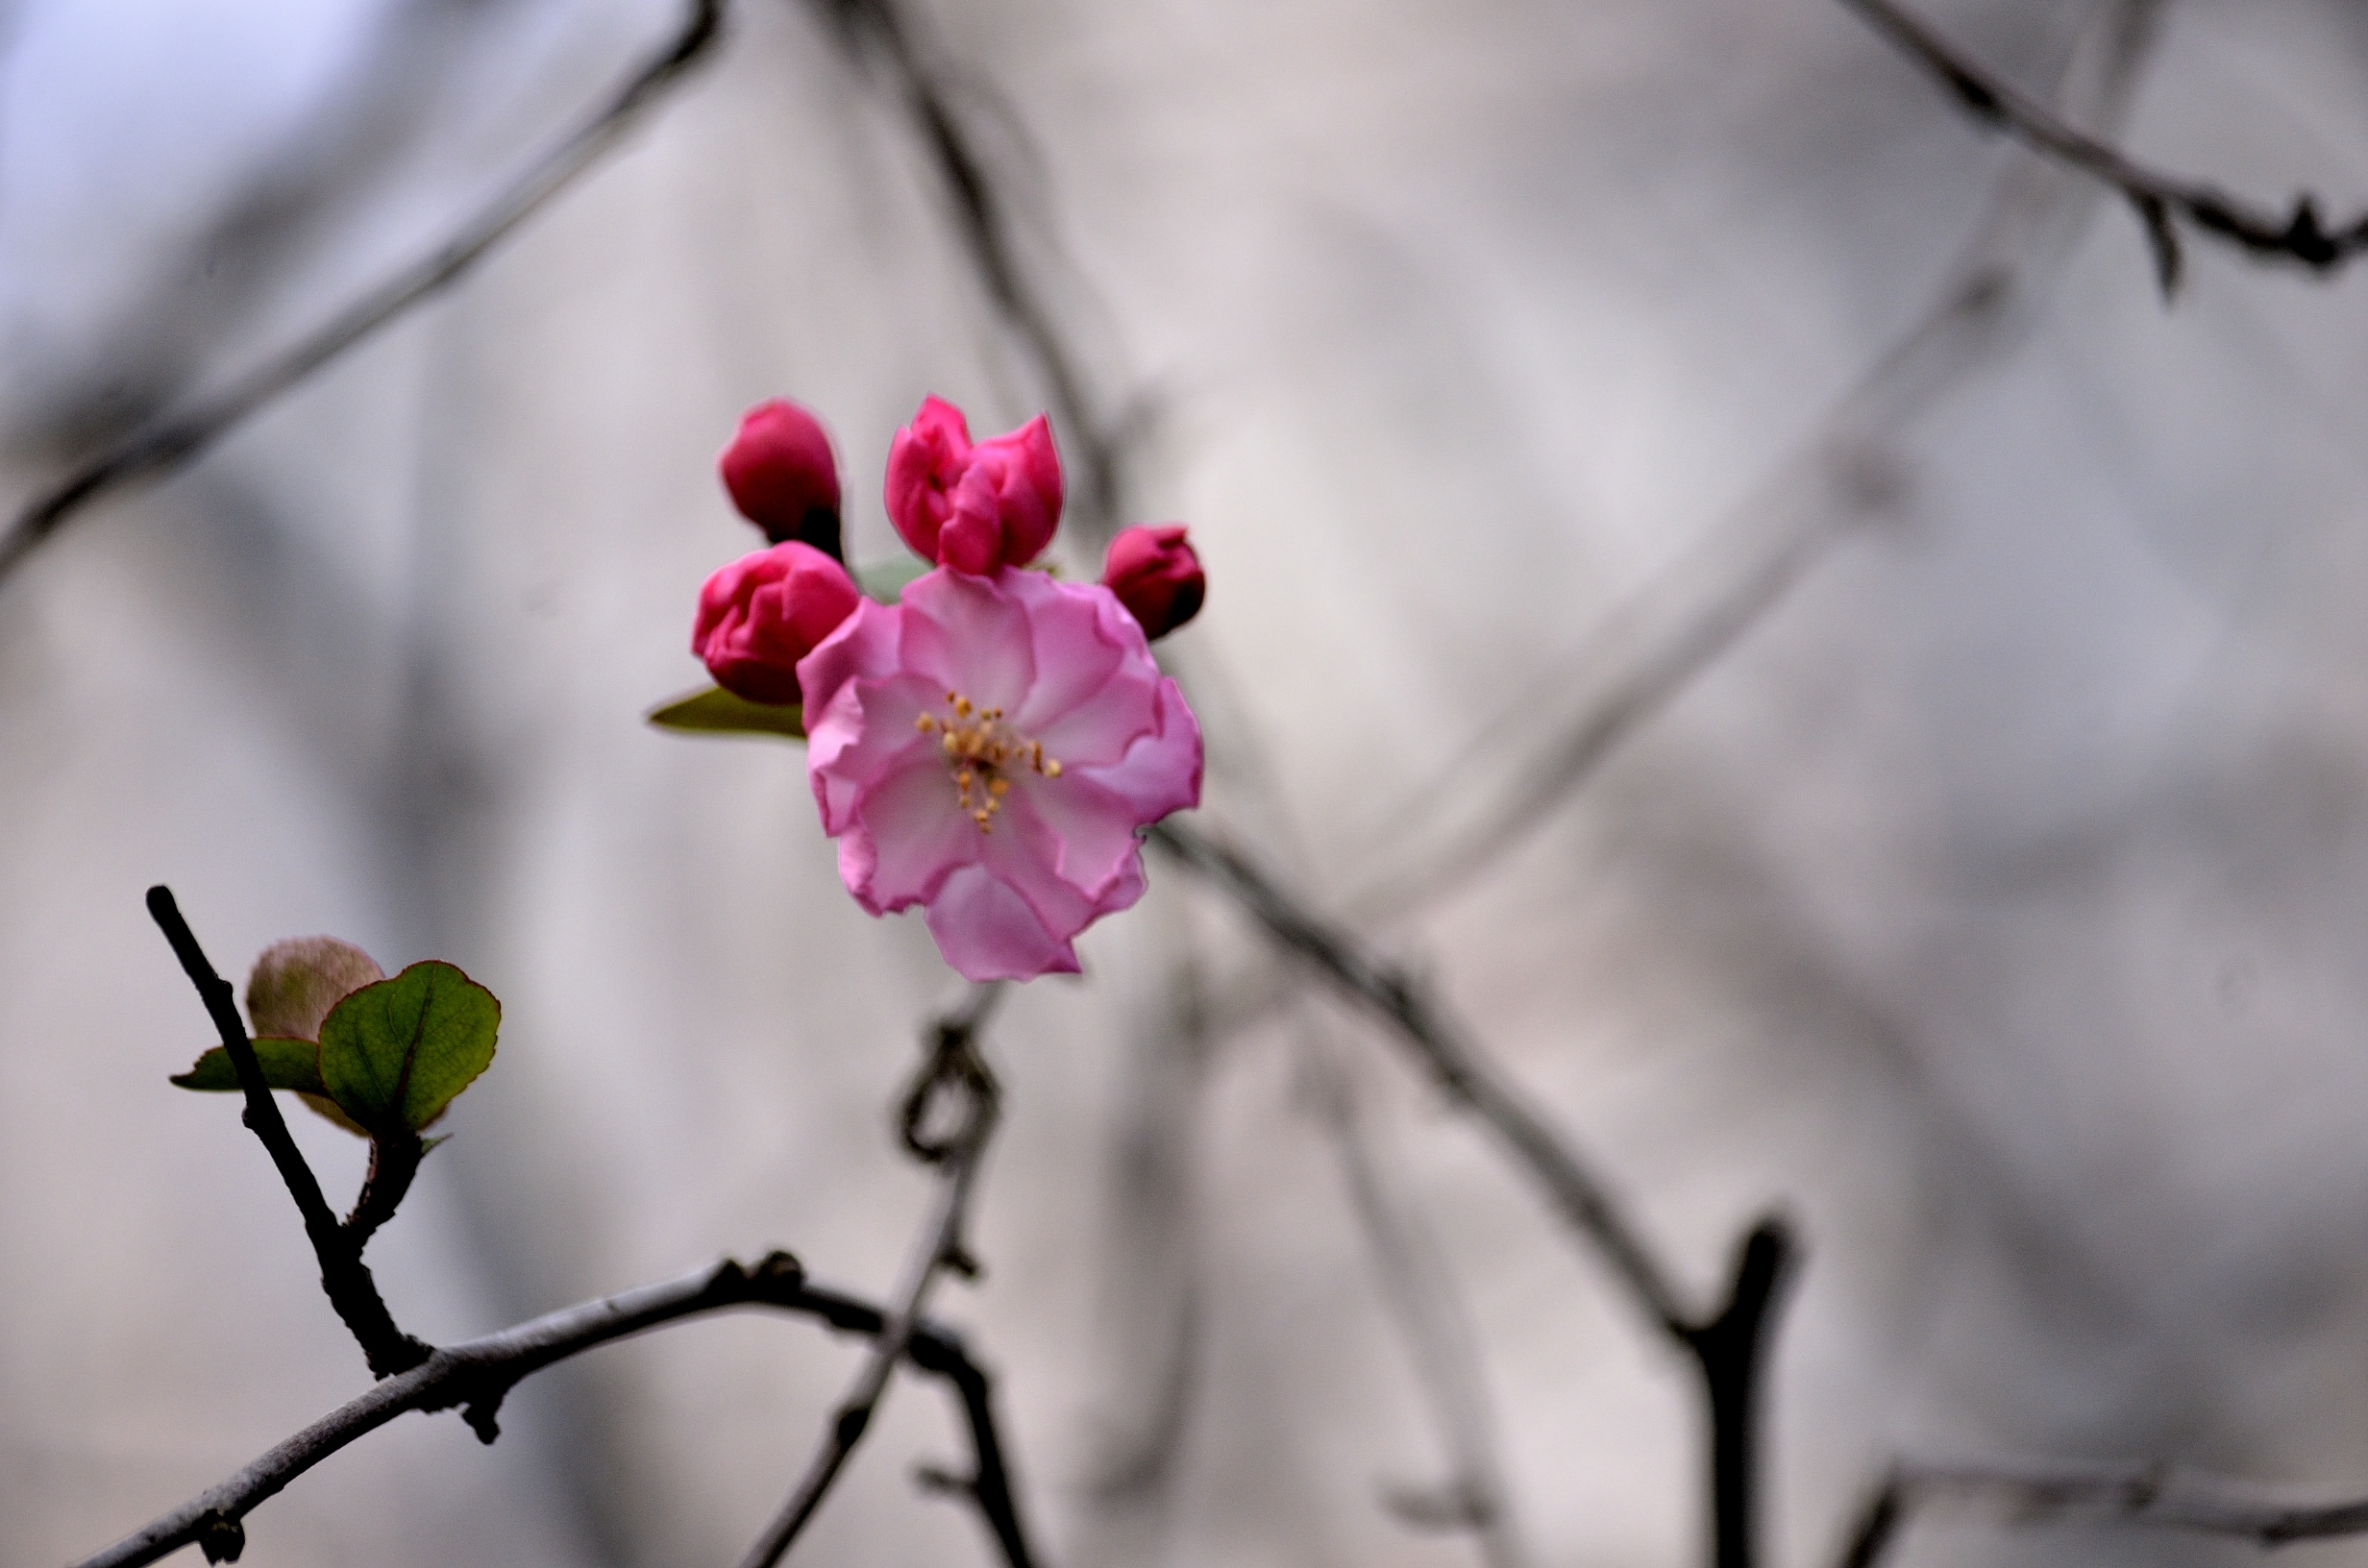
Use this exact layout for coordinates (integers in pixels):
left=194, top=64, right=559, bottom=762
left=914, top=1461, right=974, bottom=1497
left=462, top=1384, right=508, bottom=1445
left=195, top=1511, right=245, bottom=1564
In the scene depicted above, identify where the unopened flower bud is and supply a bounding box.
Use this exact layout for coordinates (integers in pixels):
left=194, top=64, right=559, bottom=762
left=248, top=937, right=385, bottom=1041
left=693, top=541, right=860, bottom=704
left=885, top=396, right=1063, bottom=575
left=720, top=400, right=844, bottom=559
left=1101, top=525, right=1205, bottom=640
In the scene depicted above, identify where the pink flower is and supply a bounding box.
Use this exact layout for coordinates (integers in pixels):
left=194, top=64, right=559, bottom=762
left=798, top=565, right=1202, bottom=980
left=693, top=542, right=860, bottom=704
left=1101, top=524, right=1206, bottom=640
left=720, top=400, right=844, bottom=554
left=884, top=396, right=1064, bottom=576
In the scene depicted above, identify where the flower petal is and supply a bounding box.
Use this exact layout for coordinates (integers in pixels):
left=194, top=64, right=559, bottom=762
left=807, top=668, right=937, bottom=837
left=1070, top=676, right=1202, bottom=823
left=900, top=568, right=1036, bottom=712
left=1000, top=770, right=1152, bottom=909
left=1002, top=574, right=1130, bottom=740
left=925, top=864, right=1081, bottom=981
left=798, top=597, right=900, bottom=732
left=843, top=752, right=978, bottom=914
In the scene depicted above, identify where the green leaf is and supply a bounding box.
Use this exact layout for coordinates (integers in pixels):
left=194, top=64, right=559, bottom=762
left=172, top=1036, right=328, bottom=1095
left=317, top=961, right=501, bottom=1135
left=855, top=556, right=928, bottom=603
left=646, top=686, right=805, bottom=741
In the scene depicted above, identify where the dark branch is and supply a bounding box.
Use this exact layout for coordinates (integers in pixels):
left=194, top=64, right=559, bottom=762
left=69, top=1253, right=1039, bottom=1568
left=1151, top=824, right=1808, bottom=1568
left=0, top=0, right=728, bottom=588
left=145, top=886, right=430, bottom=1379
left=1147, top=821, right=1693, bottom=1337
left=734, top=984, right=1009, bottom=1568
left=1677, top=1220, right=1797, bottom=1568
left=1838, top=1459, right=2368, bottom=1568
left=1841, top=0, right=2368, bottom=292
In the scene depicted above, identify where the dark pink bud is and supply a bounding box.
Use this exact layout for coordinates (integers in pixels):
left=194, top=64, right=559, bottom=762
left=884, top=396, right=1063, bottom=574
left=1101, top=525, right=1205, bottom=640
left=692, top=542, right=860, bottom=704
left=720, top=400, right=843, bottom=558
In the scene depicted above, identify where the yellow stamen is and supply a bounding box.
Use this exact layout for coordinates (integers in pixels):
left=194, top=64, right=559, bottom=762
left=927, top=687, right=1064, bottom=831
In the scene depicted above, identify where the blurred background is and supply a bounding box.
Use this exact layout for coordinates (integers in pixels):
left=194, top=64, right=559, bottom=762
left=8, top=0, right=2368, bottom=1565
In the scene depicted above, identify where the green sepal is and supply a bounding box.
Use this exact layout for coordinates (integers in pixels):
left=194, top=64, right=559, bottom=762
left=172, top=1036, right=328, bottom=1095
left=646, top=686, right=805, bottom=742
left=855, top=557, right=928, bottom=603
left=317, top=961, right=501, bottom=1135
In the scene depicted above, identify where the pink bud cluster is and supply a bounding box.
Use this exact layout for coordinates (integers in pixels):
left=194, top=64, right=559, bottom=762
left=686, top=394, right=1210, bottom=980
left=693, top=396, right=1206, bottom=706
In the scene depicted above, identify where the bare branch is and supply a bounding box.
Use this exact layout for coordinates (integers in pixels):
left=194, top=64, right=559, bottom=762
left=1338, top=0, right=2167, bottom=926
left=145, top=885, right=430, bottom=1378
left=1838, top=1460, right=2368, bottom=1568
left=1841, top=0, right=2368, bottom=292
left=1151, top=823, right=1799, bottom=1568
left=0, top=0, right=728, bottom=589
left=68, top=1251, right=1039, bottom=1568
left=1149, top=821, right=1690, bottom=1335
left=734, top=983, right=1013, bottom=1568
left=1299, top=1019, right=1534, bottom=1568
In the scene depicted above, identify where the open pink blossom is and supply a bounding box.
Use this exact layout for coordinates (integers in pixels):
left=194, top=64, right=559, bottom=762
left=797, top=564, right=1201, bottom=980
left=693, top=541, right=860, bottom=704
left=883, top=396, right=1064, bottom=576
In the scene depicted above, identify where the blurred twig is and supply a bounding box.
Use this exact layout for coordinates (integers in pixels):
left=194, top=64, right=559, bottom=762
left=1841, top=0, right=2368, bottom=293
left=817, top=0, right=1126, bottom=543
left=1838, top=1460, right=2368, bottom=1568
left=1340, top=0, right=2168, bottom=927
left=68, top=1252, right=1037, bottom=1568
left=734, top=982, right=1012, bottom=1568
left=1300, top=1019, right=1535, bottom=1568
left=0, top=0, right=728, bottom=589
left=1150, top=818, right=1797, bottom=1568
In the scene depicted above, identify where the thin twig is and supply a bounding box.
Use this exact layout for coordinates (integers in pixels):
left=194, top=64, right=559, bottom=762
left=1148, top=822, right=1690, bottom=1335
left=0, top=0, right=728, bottom=588
left=1681, top=1222, right=1796, bottom=1568
left=733, top=982, right=1010, bottom=1568
left=145, top=886, right=430, bottom=1379
left=1149, top=821, right=1798, bottom=1568
left=1838, top=1460, right=2368, bottom=1568
left=1336, top=0, right=2167, bottom=927
left=68, top=1252, right=1038, bottom=1568
left=1300, top=1019, right=1534, bottom=1568
left=1840, top=0, right=2368, bottom=292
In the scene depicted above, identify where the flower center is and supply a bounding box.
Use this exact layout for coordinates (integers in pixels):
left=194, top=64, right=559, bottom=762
left=915, top=690, right=1061, bottom=831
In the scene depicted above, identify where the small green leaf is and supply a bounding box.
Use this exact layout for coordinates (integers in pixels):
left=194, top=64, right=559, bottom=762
left=318, top=961, right=500, bottom=1135
left=172, top=1036, right=328, bottom=1095
left=646, top=686, right=805, bottom=741
left=855, top=557, right=928, bottom=603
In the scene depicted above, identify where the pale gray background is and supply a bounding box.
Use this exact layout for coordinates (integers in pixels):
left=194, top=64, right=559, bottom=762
left=7, top=1, right=2368, bottom=1566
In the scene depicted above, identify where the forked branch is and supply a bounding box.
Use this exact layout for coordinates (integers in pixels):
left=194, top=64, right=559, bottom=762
left=1842, top=0, right=2368, bottom=292
left=70, top=1253, right=1040, bottom=1568
left=734, top=983, right=1013, bottom=1568
left=146, top=886, right=430, bottom=1378
left=1839, top=1459, right=2368, bottom=1568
